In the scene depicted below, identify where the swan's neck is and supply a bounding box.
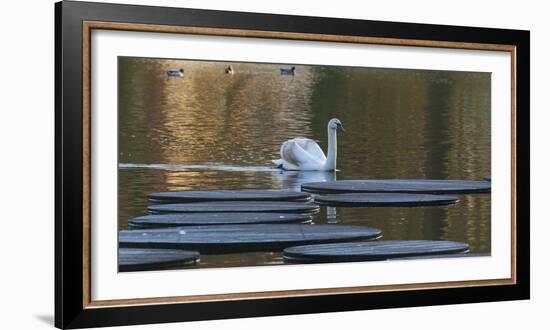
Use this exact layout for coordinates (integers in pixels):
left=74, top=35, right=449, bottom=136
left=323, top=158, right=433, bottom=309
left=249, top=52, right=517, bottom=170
left=325, top=128, right=337, bottom=171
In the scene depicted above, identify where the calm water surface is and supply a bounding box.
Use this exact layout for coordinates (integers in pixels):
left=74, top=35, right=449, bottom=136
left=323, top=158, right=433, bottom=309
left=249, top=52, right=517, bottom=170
left=118, top=57, right=491, bottom=269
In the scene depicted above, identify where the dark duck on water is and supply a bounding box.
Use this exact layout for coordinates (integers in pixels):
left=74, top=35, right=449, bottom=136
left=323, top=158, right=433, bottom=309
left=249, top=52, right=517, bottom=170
left=280, top=66, right=296, bottom=76
left=224, top=65, right=234, bottom=75
left=166, top=68, right=184, bottom=77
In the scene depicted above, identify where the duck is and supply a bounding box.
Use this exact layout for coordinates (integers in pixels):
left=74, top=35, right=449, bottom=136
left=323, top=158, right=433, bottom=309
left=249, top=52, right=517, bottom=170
left=280, top=66, right=296, bottom=76
left=224, top=65, right=234, bottom=75
left=272, top=118, right=345, bottom=171
left=166, top=68, right=184, bottom=77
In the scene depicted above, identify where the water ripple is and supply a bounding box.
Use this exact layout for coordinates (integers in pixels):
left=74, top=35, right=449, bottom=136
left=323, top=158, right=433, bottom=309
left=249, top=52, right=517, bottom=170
left=119, top=163, right=281, bottom=172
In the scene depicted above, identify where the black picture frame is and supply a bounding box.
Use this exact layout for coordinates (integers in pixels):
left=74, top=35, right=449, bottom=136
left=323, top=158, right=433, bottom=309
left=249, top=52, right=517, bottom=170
left=55, top=1, right=530, bottom=328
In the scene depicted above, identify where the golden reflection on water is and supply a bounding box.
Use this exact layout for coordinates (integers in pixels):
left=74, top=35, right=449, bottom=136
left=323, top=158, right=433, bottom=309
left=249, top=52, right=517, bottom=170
left=118, top=57, right=491, bottom=268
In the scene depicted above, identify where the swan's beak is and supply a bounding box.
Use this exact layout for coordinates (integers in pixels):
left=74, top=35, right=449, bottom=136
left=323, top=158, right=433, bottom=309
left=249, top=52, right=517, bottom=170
left=337, top=124, right=346, bottom=132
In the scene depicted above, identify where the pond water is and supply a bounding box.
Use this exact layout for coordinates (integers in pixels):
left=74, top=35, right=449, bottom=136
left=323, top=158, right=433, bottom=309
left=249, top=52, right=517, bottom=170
left=118, top=57, right=491, bottom=269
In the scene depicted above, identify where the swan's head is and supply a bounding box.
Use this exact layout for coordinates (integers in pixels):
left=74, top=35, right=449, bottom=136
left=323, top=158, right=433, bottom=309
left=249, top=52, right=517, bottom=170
left=328, top=118, right=345, bottom=132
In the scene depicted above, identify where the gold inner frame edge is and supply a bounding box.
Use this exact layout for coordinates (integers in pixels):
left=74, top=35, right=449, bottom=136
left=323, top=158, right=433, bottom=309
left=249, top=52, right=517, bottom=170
left=81, top=20, right=517, bottom=308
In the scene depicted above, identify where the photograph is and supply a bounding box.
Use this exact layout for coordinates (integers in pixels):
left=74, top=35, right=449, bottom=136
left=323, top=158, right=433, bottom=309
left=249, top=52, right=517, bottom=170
left=117, top=56, right=492, bottom=271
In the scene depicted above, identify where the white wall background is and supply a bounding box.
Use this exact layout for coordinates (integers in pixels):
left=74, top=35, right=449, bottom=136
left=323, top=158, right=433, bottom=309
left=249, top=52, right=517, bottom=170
left=0, top=0, right=545, bottom=329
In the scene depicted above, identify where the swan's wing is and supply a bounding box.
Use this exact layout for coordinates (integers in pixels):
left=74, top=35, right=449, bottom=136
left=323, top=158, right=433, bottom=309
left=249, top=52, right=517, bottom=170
left=292, top=138, right=326, bottom=161
left=280, top=139, right=324, bottom=168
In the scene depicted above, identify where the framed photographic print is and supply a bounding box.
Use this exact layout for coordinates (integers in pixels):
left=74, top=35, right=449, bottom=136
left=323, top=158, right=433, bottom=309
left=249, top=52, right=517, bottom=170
left=55, top=0, right=530, bottom=328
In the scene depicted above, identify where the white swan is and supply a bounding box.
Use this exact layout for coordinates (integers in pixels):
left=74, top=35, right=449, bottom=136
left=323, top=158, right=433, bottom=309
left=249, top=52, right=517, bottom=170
left=272, top=118, right=345, bottom=171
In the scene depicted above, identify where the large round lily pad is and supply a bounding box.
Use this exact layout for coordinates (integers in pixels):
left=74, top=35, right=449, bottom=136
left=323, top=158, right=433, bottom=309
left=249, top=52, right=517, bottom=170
left=284, top=240, right=470, bottom=263
left=129, top=213, right=312, bottom=228
left=119, top=224, right=382, bottom=254
left=148, top=201, right=320, bottom=214
left=148, top=189, right=312, bottom=204
left=302, top=179, right=490, bottom=194
left=314, top=193, right=458, bottom=207
left=118, top=248, right=199, bottom=271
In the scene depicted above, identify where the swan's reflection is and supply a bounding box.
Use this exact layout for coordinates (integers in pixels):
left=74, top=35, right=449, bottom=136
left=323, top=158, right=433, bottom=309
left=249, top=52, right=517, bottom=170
left=270, top=170, right=336, bottom=192
left=326, top=206, right=340, bottom=224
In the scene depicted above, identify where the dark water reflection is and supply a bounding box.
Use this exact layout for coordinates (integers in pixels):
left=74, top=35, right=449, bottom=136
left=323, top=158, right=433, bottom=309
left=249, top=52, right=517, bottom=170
left=118, top=57, right=491, bottom=269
